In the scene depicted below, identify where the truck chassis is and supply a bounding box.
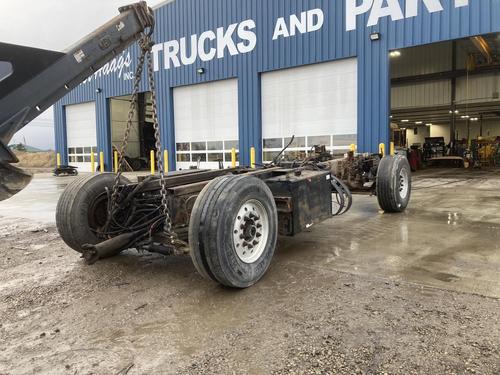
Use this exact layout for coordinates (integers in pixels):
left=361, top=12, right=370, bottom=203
left=56, top=150, right=412, bottom=288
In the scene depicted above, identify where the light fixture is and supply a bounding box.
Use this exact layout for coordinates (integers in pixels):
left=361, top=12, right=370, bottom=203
left=196, top=67, right=205, bottom=75
left=389, top=50, right=401, bottom=58
left=461, top=115, right=470, bottom=119
left=471, top=117, right=479, bottom=122
left=415, top=121, right=423, bottom=124
left=455, top=110, right=459, bottom=114
left=389, top=115, right=393, bottom=119
left=370, top=32, right=381, bottom=41
left=401, top=119, right=409, bottom=123
left=426, top=123, right=432, bottom=126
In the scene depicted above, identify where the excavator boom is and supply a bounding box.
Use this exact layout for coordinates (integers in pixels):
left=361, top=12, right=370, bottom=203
left=0, top=2, right=154, bottom=201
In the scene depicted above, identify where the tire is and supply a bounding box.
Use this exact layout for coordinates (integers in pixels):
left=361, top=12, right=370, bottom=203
left=376, top=155, right=412, bottom=213
left=188, top=175, right=278, bottom=288
left=56, top=173, right=130, bottom=253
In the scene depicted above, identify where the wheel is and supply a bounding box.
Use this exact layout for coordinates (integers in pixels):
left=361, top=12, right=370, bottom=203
left=56, top=173, right=130, bottom=253
left=376, top=155, right=411, bottom=213
left=188, top=175, right=278, bottom=288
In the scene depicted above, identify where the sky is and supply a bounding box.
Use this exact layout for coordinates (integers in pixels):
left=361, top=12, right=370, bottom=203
left=1, top=0, right=166, bottom=150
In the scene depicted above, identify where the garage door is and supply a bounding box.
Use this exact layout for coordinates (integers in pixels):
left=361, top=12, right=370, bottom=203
left=65, top=102, right=97, bottom=172
left=174, top=79, right=239, bottom=170
left=262, top=59, right=358, bottom=162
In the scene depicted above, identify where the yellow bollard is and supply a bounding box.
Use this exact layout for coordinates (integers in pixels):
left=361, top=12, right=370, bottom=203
left=150, top=150, right=155, bottom=175
left=114, top=150, right=118, bottom=173
left=390, top=142, right=395, bottom=156
left=90, top=152, right=95, bottom=173
left=99, top=152, right=104, bottom=172
left=250, top=147, right=256, bottom=169
left=164, top=150, right=169, bottom=173
left=56, top=153, right=61, bottom=167
left=231, top=148, right=236, bottom=168
left=379, top=143, right=385, bottom=157
left=350, top=144, right=356, bottom=153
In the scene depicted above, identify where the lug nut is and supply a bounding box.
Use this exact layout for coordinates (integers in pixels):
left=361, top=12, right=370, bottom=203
left=256, top=232, right=262, bottom=238
left=253, top=240, right=259, bottom=245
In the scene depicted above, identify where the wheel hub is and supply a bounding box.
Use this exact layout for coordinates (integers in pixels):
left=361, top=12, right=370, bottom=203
left=233, top=199, right=269, bottom=264
left=399, top=169, right=409, bottom=200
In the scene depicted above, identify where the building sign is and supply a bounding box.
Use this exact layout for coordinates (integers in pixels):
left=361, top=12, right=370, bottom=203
left=84, top=0, right=471, bottom=82
left=82, top=51, right=133, bottom=84
left=152, top=19, right=258, bottom=71
left=346, top=0, right=470, bottom=31
left=151, top=8, right=324, bottom=72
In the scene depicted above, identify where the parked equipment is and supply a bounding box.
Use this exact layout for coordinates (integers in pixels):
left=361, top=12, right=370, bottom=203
left=53, top=165, right=78, bottom=177
left=423, top=137, right=446, bottom=161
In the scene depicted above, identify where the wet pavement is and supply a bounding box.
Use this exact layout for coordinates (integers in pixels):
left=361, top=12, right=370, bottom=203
left=0, top=172, right=139, bottom=224
left=279, top=168, right=500, bottom=298
left=0, top=168, right=499, bottom=299
left=0, top=173, right=71, bottom=223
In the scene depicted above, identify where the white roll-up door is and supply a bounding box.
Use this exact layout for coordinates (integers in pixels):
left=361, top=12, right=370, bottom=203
left=174, top=79, right=239, bottom=170
left=65, top=102, right=97, bottom=172
left=261, top=59, right=358, bottom=162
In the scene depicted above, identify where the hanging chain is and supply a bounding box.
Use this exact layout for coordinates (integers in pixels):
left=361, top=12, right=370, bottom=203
left=145, top=42, right=176, bottom=245
left=106, top=33, right=176, bottom=245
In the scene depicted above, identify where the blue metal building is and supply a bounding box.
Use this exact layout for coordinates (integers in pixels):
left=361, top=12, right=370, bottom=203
left=54, top=0, right=500, bottom=171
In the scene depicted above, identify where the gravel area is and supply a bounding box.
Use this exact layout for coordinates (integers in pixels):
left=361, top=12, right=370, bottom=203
left=0, top=217, right=498, bottom=375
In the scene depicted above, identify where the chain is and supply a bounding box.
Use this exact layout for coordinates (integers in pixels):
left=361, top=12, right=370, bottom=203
left=106, top=33, right=176, bottom=245
left=145, top=43, right=176, bottom=244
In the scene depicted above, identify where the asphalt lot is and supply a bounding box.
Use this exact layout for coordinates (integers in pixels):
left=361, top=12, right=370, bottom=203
left=0, top=169, right=499, bottom=374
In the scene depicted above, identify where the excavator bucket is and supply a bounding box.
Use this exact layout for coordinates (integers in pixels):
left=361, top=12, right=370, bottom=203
left=0, top=43, right=63, bottom=201
left=0, top=162, right=32, bottom=202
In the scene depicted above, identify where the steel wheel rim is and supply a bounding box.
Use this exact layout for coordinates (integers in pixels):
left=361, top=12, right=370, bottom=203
left=232, top=199, right=269, bottom=264
left=399, top=169, right=409, bottom=200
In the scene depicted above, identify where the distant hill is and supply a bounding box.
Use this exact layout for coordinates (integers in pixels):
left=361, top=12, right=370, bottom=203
left=8, top=144, right=46, bottom=153
left=11, top=150, right=56, bottom=168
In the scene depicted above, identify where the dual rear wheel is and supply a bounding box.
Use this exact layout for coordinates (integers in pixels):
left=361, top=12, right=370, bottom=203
left=189, top=175, right=278, bottom=289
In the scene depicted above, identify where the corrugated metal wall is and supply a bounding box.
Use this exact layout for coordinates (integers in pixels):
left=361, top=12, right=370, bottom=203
left=392, top=81, right=452, bottom=109
left=54, top=0, right=500, bottom=169
left=456, top=73, right=500, bottom=104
